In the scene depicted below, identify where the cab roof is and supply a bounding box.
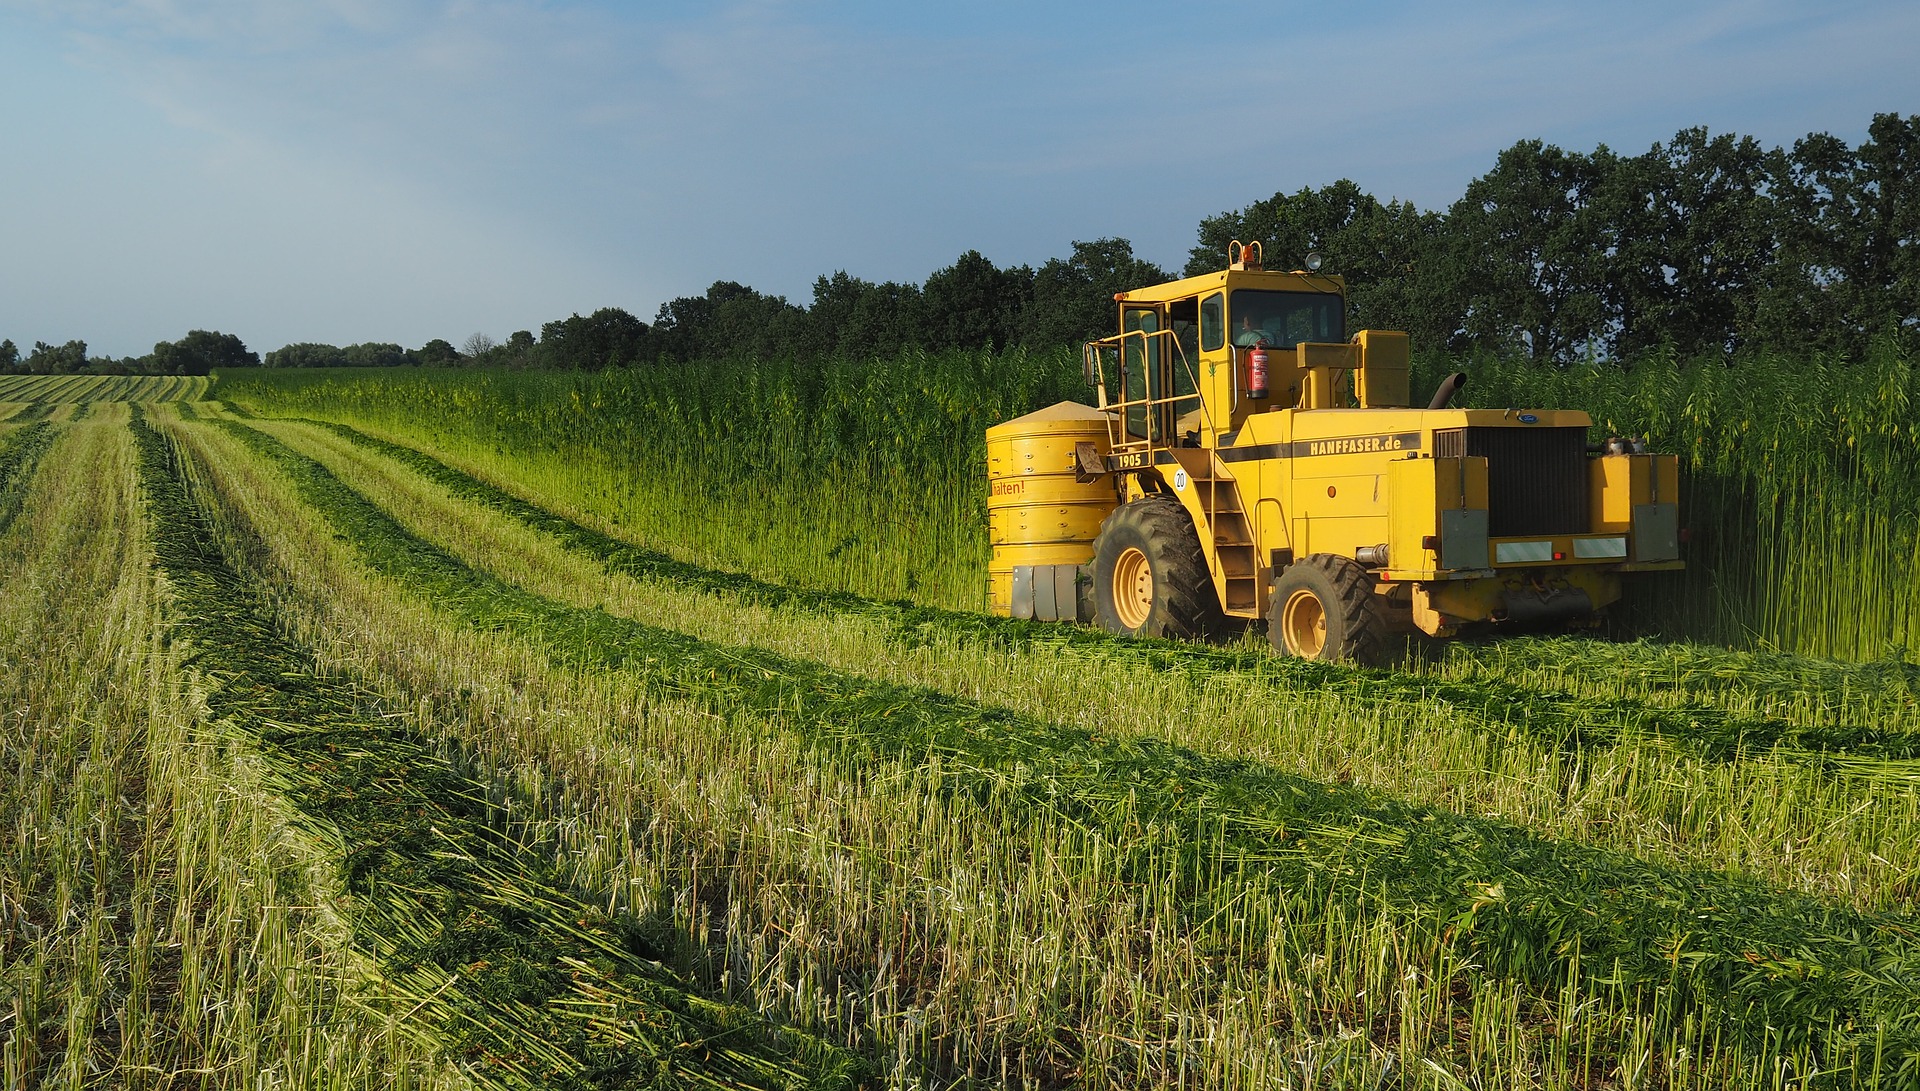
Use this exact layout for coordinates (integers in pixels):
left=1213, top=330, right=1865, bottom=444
left=1115, top=267, right=1347, bottom=305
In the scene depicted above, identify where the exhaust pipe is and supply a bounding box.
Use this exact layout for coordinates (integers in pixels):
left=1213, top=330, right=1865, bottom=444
left=1428, top=371, right=1468, bottom=410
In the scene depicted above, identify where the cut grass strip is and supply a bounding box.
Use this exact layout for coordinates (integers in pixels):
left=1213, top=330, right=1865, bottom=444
left=213, top=412, right=1920, bottom=1077
left=130, top=410, right=862, bottom=1090
left=0, top=422, right=57, bottom=537
left=291, top=414, right=1920, bottom=769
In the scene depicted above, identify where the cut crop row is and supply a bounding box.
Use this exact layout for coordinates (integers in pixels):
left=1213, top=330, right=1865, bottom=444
left=129, top=410, right=863, bottom=1090
left=207, top=413, right=1920, bottom=1078
left=281, top=412, right=1918, bottom=769
left=0, top=422, right=58, bottom=537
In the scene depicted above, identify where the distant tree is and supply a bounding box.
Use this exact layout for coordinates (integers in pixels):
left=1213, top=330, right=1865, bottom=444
left=1187, top=179, right=1387, bottom=276
left=1595, top=128, right=1787, bottom=358
left=652, top=283, right=806, bottom=361
left=25, top=340, right=88, bottom=374
left=340, top=342, right=409, bottom=368
left=1448, top=140, right=1617, bottom=361
left=1187, top=183, right=1464, bottom=355
left=462, top=332, right=497, bottom=358
left=0, top=339, right=17, bottom=374
left=539, top=307, right=650, bottom=369
left=413, top=338, right=462, bottom=367
left=1764, top=113, right=1920, bottom=354
left=264, top=343, right=346, bottom=368
left=151, top=329, right=257, bottom=375
left=807, top=271, right=924, bottom=358
left=1024, top=238, right=1167, bottom=348
left=921, top=251, right=1032, bottom=351
left=502, top=330, right=537, bottom=367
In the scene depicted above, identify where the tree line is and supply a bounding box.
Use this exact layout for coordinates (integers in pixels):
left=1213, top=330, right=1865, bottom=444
left=6, top=114, right=1912, bottom=376
left=0, top=330, right=259, bottom=376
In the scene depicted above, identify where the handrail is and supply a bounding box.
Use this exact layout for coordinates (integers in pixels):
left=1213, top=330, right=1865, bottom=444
left=1084, top=328, right=1213, bottom=450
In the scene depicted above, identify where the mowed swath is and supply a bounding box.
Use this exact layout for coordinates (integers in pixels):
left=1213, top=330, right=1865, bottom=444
left=4, top=371, right=1919, bottom=1087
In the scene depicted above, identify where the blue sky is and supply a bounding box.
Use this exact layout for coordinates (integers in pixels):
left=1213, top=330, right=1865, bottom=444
left=2, top=0, right=1915, bottom=358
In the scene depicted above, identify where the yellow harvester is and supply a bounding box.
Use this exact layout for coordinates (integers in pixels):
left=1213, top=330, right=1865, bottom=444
left=985, top=243, right=1683, bottom=662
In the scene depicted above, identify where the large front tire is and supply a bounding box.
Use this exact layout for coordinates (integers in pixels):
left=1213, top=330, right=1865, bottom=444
left=1268, top=554, right=1388, bottom=664
left=1092, top=496, right=1222, bottom=639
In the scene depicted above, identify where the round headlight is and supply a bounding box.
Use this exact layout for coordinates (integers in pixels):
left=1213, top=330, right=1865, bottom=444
left=1304, top=251, right=1325, bottom=272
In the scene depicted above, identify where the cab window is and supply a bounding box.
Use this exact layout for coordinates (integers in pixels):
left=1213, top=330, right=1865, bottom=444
left=1229, top=289, right=1344, bottom=348
left=1200, top=293, right=1224, bottom=351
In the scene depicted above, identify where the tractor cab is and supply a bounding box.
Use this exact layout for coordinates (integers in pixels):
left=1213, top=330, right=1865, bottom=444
left=987, top=242, right=1682, bottom=663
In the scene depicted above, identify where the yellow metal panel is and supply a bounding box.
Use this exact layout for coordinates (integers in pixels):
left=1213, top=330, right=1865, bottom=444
left=1654, top=454, right=1679, bottom=503
left=1388, top=457, right=1439, bottom=574
left=1354, top=330, right=1410, bottom=408
left=1589, top=453, right=1677, bottom=533
left=1295, top=342, right=1358, bottom=409
left=983, top=401, right=1116, bottom=616
left=1384, top=456, right=1488, bottom=577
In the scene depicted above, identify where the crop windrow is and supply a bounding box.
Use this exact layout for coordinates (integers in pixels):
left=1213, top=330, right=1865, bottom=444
left=2, top=402, right=55, bottom=425
left=0, top=422, right=58, bottom=536
left=208, top=412, right=1920, bottom=1079
left=277, top=412, right=1920, bottom=769
left=130, top=410, right=863, bottom=1090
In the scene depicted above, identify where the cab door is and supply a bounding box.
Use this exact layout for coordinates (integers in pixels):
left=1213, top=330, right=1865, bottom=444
left=1120, top=304, right=1172, bottom=443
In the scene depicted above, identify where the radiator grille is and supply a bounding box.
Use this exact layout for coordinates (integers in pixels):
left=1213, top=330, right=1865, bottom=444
left=1433, top=427, right=1588, bottom=537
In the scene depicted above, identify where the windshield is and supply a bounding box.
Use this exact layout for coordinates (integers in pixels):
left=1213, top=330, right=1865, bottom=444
left=1229, top=290, right=1344, bottom=348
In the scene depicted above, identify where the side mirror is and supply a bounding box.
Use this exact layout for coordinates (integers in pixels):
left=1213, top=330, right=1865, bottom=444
left=1082, top=345, right=1097, bottom=388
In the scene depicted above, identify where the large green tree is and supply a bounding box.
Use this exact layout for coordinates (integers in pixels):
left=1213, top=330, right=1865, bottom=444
left=151, top=329, right=258, bottom=375
left=1594, top=130, right=1788, bottom=358
left=1449, top=140, right=1618, bottom=362
left=1024, top=238, right=1167, bottom=349
left=807, top=271, right=924, bottom=359
left=25, top=340, right=88, bottom=374
left=540, top=307, right=651, bottom=369
left=920, top=250, right=1032, bottom=352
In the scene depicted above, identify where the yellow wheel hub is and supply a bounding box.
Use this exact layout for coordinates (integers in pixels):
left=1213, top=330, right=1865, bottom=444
left=1112, top=546, right=1154, bottom=630
left=1281, top=588, right=1327, bottom=658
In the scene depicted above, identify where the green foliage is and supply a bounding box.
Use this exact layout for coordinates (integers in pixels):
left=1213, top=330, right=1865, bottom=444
left=536, top=307, right=649, bottom=369
left=219, top=346, right=1085, bottom=609
left=1027, top=238, right=1167, bottom=348
left=413, top=337, right=462, bottom=366
left=262, top=341, right=414, bottom=368
left=24, top=339, right=88, bottom=374
left=151, top=329, right=258, bottom=375
left=650, top=281, right=807, bottom=361
left=920, top=249, right=1032, bottom=351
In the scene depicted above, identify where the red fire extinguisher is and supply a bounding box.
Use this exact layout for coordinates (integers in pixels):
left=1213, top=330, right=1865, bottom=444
left=1248, top=340, right=1269, bottom=399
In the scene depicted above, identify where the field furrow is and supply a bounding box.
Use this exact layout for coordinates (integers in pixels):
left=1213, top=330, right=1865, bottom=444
left=279, top=412, right=1920, bottom=767
left=131, top=409, right=864, bottom=1089
left=191, top=410, right=1920, bottom=1078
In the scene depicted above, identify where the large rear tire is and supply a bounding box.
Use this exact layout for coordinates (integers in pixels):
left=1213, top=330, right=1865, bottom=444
left=1091, top=495, right=1222, bottom=639
left=1268, top=554, right=1388, bottom=664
